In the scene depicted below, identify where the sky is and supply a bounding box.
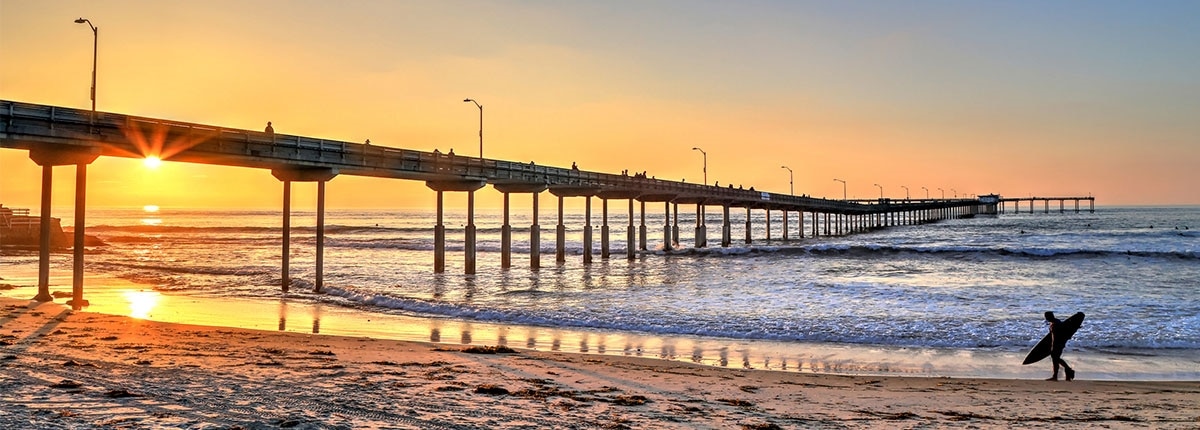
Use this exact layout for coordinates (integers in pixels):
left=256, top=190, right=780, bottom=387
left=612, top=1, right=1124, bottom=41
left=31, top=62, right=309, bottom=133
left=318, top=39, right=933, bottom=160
left=2, top=0, right=1198, bottom=211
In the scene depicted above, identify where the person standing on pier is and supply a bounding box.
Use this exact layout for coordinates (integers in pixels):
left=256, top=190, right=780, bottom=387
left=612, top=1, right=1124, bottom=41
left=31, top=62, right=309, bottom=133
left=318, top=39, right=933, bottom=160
left=265, top=121, right=274, bottom=134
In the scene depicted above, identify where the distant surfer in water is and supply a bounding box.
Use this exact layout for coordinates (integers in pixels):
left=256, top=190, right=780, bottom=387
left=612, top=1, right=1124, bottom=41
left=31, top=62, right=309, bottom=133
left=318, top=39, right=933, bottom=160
left=1044, top=311, right=1076, bottom=381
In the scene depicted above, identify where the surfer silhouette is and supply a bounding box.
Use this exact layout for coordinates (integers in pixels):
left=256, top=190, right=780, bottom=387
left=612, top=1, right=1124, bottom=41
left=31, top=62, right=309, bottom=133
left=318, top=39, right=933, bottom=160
left=1044, top=311, right=1076, bottom=381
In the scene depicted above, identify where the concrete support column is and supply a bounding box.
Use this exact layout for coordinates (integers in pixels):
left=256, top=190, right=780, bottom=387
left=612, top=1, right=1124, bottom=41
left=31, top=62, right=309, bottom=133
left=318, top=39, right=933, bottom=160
left=583, top=196, right=593, bottom=264
left=315, top=181, right=327, bottom=291
left=531, top=192, right=541, bottom=270
left=465, top=189, right=477, bottom=275
left=34, top=166, right=53, bottom=302
left=721, top=205, right=731, bottom=247
left=782, top=210, right=789, bottom=240
left=673, top=203, right=681, bottom=247
left=600, top=198, right=610, bottom=259
left=744, top=207, right=752, bottom=244
left=639, top=201, right=647, bottom=250
left=68, top=164, right=88, bottom=308
left=434, top=191, right=445, bottom=273
left=695, top=204, right=706, bottom=248
left=765, top=209, right=771, bottom=240
left=663, top=202, right=673, bottom=251
left=283, top=181, right=294, bottom=289
left=501, top=193, right=511, bottom=269
left=556, top=196, right=566, bottom=264
left=799, top=211, right=805, bottom=239
left=825, top=211, right=831, bottom=235
left=626, top=199, right=636, bottom=260
left=812, top=212, right=819, bottom=238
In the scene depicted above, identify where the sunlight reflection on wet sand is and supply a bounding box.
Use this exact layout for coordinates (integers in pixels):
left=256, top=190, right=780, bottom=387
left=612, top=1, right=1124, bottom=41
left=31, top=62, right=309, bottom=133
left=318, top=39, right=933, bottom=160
left=2, top=271, right=1196, bottom=380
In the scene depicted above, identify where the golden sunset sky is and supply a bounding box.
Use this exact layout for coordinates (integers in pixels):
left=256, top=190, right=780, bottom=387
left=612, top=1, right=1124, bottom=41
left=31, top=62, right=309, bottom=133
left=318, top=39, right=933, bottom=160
left=2, top=0, right=1198, bottom=210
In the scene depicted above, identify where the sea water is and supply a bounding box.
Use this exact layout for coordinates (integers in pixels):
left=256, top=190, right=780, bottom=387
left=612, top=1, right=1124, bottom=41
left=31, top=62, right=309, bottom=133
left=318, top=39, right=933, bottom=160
left=2, top=205, right=1197, bottom=380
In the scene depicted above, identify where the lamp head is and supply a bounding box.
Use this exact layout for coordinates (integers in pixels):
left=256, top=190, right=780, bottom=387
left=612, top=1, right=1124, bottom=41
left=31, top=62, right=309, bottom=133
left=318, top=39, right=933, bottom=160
left=75, top=18, right=87, bottom=23
left=463, top=98, right=472, bottom=102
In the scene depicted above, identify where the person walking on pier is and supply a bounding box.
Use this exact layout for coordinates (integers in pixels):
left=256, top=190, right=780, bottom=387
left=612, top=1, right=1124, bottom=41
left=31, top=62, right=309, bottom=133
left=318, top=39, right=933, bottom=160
left=264, top=121, right=274, bottom=134
left=1044, top=311, right=1076, bottom=381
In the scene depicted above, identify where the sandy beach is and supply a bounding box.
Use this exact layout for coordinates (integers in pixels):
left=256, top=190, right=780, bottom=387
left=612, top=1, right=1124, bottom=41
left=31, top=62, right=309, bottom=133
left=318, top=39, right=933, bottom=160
left=1, top=296, right=1196, bottom=429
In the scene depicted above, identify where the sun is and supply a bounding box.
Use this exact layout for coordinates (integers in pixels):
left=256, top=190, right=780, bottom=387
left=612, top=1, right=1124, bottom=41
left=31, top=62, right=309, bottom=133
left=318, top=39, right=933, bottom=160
left=143, top=205, right=160, bottom=213
left=143, top=156, right=162, bottom=169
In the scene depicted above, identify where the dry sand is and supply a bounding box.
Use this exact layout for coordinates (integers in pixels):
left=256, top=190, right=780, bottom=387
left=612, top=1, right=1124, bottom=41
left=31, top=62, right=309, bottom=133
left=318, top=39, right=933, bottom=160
left=1, top=297, right=1197, bottom=429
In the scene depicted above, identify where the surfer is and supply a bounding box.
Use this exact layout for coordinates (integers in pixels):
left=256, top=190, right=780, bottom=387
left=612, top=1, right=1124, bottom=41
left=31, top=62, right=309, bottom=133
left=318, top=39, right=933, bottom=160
left=1044, top=311, right=1076, bottom=381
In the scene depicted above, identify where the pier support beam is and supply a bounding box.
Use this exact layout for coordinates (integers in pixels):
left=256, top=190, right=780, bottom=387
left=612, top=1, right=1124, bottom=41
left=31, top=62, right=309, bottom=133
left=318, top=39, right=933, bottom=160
left=673, top=203, right=681, bottom=247
left=283, top=181, right=293, bottom=289
left=425, top=178, right=485, bottom=274
left=465, top=190, right=476, bottom=274
left=34, top=165, right=53, bottom=302
left=583, top=196, right=593, bottom=264
left=695, top=204, right=706, bottom=248
left=28, top=147, right=99, bottom=304
left=501, top=193, right=511, bottom=269
left=744, top=208, right=752, bottom=244
left=639, top=201, right=647, bottom=251
left=556, top=196, right=566, bottom=264
left=782, top=210, right=789, bottom=240
left=531, top=193, right=541, bottom=269
left=627, top=199, right=636, bottom=259
left=434, top=191, right=445, bottom=273
left=721, top=205, right=731, bottom=247
left=663, top=202, right=673, bottom=251
left=601, top=198, right=610, bottom=259
left=765, top=209, right=771, bottom=240
left=316, top=181, right=326, bottom=290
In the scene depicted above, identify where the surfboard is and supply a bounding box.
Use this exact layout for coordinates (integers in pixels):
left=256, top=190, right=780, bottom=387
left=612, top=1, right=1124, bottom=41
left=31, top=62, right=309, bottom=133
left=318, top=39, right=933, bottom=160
left=1022, top=312, right=1085, bottom=365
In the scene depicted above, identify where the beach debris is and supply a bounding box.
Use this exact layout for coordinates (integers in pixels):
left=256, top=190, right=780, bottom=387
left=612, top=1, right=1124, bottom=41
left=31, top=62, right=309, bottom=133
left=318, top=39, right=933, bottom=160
left=49, top=379, right=83, bottom=389
left=611, top=394, right=650, bottom=406
left=51, top=291, right=73, bottom=298
left=61, top=359, right=97, bottom=367
left=474, top=384, right=510, bottom=395
left=460, top=345, right=517, bottom=354
left=717, top=398, right=754, bottom=408
left=103, top=389, right=144, bottom=398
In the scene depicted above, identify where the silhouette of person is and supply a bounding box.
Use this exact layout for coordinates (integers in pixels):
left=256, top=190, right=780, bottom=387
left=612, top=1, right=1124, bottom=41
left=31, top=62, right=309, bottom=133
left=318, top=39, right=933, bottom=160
left=1044, top=311, right=1076, bottom=381
left=571, top=162, right=578, bottom=170
left=364, top=139, right=371, bottom=145
left=448, top=148, right=455, bottom=156
left=265, top=121, right=274, bottom=134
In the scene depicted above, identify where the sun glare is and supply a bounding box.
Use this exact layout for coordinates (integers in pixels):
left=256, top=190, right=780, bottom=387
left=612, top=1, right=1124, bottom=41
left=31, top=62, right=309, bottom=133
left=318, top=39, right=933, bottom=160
left=143, top=205, right=160, bottom=213
left=143, top=156, right=162, bottom=169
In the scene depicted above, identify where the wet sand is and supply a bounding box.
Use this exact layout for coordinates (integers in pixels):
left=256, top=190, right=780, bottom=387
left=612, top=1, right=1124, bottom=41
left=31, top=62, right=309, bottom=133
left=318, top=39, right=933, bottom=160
left=1, top=296, right=1197, bottom=429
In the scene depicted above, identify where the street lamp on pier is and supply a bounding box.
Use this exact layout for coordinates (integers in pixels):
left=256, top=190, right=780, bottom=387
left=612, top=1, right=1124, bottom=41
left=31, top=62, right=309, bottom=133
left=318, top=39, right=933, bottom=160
left=74, top=17, right=98, bottom=127
left=692, top=147, right=707, bottom=185
left=873, top=183, right=883, bottom=199
left=462, top=98, right=482, bottom=159
left=952, top=188, right=957, bottom=199
left=921, top=186, right=929, bottom=199
left=781, top=166, right=793, bottom=195
left=901, top=185, right=910, bottom=200
left=938, top=188, right=945, bottom=200
left=833, top=178, right=846, bottom=200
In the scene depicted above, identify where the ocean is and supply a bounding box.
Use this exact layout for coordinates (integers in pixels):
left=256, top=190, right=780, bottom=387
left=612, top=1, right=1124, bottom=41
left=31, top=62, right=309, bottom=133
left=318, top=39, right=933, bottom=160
left=3, top=204, right=1198, bottom=380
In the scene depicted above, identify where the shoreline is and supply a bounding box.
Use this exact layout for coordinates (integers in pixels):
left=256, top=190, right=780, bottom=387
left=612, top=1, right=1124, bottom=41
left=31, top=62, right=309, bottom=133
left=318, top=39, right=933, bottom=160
left=2, top=296, right=1197, bottom=428
left=1, top=270, right=1198, bottom=382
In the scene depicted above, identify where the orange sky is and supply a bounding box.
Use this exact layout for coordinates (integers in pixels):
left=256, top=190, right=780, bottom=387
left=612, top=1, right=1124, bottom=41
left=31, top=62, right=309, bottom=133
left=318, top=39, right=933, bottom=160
left=2, top=0, right=1198, bottom=210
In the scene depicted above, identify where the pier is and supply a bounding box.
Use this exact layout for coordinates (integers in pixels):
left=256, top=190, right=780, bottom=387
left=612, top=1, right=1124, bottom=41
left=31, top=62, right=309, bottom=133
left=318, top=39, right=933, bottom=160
left=1, top=100, right=1086, bottom=307
left=997, top=196, right=1095, bottom=214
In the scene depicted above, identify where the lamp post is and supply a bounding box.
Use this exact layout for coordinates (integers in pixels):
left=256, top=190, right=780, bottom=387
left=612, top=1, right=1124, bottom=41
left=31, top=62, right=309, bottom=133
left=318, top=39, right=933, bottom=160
left=833, top=178, right=846, bottom=200
left=462, top=98, right=482, bottom=159
left=901, top=185, right=910, bottom=200
left=938, top=188, right=945, bottom=200
left=691, top=147, right=707, bottom=185
left=921, top=186, right=929, bottom=199
left=780, top=166, right=793, bottom=195
left=873, top=183, right=883, bottom=199
left=952, top=188, right=957, bottom=199
left=74, top=18, right=97, bottom=127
